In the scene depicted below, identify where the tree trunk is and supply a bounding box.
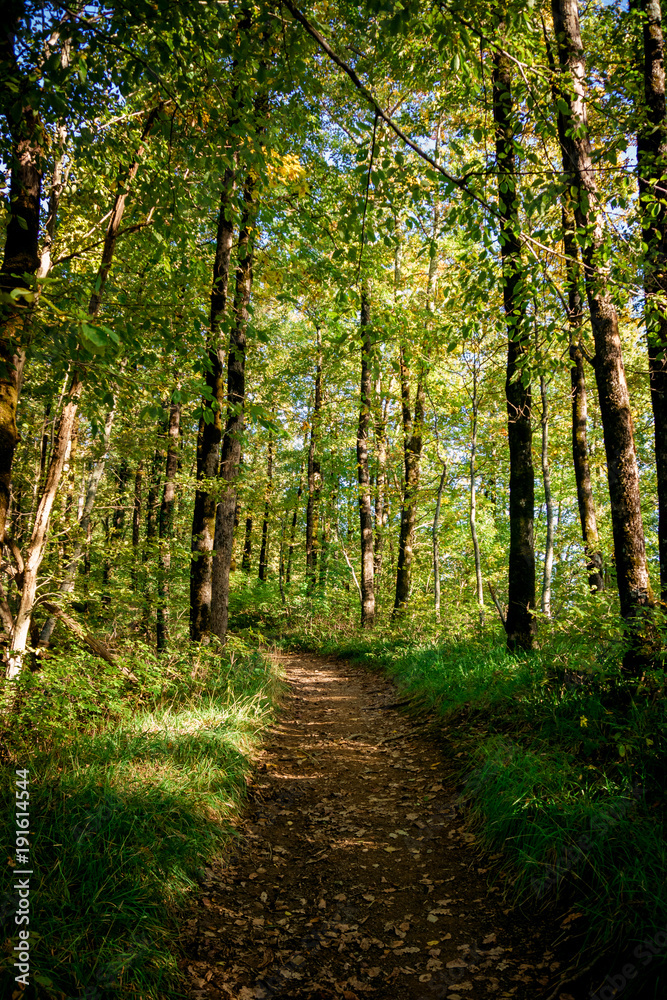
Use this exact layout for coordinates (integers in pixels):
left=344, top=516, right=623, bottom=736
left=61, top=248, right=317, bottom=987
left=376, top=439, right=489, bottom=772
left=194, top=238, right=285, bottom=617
left=286, top=464, right=303, bottom=584
left=278, top=517, right=287, bottom=605
left=210, top=170, right=257, bottom=640
left=373, top=385, right=388, bottom=582
left=540, top=376, right=555, bottom=617
left=563, top=207, right=605, bottom=593
left=469, top=369, right=485, bottom=624
left=131, top=460, right=143, bottom=591
left=433, top=460, right=447, bottom=619
left=552, top=0, right=653, bottom=668
left=258, top=436, right=273, bottom=582
left=633, top=0, right=667, bottom=602
left=393, top=346, right=425, bottom=617
left=156, top=397, right=181, bottom=652
left=102, top=458, right=129, bottom=604
left=38, top=404, right=117, bottom=645
left=306, top=328, right=322, bottom=590
left=190, top=166, right=236, bottom=640
left=357, top=284, right=375, bottom=627
left=0, top=8, right=43, bottom=546
left=493, top=46, right=536, bottom=651
left=319, top=466, right=330, bottom=591
left=241, top=515, right=253, bottom=572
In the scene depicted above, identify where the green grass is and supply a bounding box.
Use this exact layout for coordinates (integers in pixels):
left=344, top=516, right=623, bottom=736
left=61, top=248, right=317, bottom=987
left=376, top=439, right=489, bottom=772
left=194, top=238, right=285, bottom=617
left=1, top=635, right=283, bottom=999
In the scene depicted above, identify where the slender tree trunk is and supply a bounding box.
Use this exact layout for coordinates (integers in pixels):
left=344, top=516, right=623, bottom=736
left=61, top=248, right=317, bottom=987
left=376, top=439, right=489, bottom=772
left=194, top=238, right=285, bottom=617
left=493, top=46, right=536, bottom=651
left=319, top=467, right=330, bottom=591
left=357, top=284, right=375, bottom=627
left=373, top=385, right=388, bottom=581
left=156, top=398, right=181, bottom=652
left=145, top=425, right=163, bottom=564
left=306, top=328, right=322, bottom=590
left=0, top=8, right=43, bottom=546
left=563, top=206, right=605, bottom=592
left=469, top=370, right=485, bottom=624
left=258, top=436, right=273, bottom=582
left=393, top=346, right=425, bottom=617
left=540, top=377, right=555, bottom=617
left=190, top=166, right=236, bottom=640
left=552, top=0, right=653, bottom=668
left=210, top=170, right=258, bottom=640
left=286, top=464, right=303, bottom=584
left=241, top=515, right=253, bottom=572
left=102, top=458, right=129, bottom=604
left=633, top=0, right=667, bottom=602
left=131, top=460, right=143, bottom=591
left=278, top=517, right=287, bottom=605
left=433, top=459, right=447, bottom=619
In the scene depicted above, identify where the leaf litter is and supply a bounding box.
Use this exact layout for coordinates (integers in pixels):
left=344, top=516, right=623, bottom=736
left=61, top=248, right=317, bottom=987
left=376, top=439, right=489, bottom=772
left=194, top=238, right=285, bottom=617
left=180, top=655, right=568, bottom=999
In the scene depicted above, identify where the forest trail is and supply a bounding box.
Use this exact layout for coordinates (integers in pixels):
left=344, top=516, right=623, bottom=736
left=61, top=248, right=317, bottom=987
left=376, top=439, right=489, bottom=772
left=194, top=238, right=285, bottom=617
left=181, top=655, right=570, bottom=1000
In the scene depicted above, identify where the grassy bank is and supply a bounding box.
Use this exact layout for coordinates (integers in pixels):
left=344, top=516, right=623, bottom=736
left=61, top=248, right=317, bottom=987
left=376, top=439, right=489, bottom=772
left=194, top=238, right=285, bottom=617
left=232, top=580, right=667, bottom=999
left=1, top=634, right=282, bottom=1000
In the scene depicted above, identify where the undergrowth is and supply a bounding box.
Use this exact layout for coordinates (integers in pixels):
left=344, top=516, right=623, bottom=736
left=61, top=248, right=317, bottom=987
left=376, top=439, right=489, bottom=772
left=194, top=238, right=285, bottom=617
left=235, top=578, right=667, bottom=999
left=0, top=631, right=282, bottom=1000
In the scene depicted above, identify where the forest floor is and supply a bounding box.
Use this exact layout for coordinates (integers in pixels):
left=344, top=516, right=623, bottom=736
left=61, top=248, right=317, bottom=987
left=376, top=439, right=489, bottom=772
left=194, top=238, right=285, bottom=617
left=180, top=654, right=576, bottom=1000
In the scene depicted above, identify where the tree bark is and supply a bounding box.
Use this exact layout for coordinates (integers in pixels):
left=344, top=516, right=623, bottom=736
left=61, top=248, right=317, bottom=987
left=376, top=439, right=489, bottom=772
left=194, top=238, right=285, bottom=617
left=156, top=398, right=181, bottom=652
left=38, top=404, right=116, bottom=645
left=357, top=284, right=375, bottom=627
left=433, top=459, right=447, bottom=619
left=0, top=5, right=43, bottom=546
left=552, top=0, right=653, bottom=667
left=258, top=436, right=273, bottom=582
left=131, top=460, right=143, bottom=591
left=318, top=465, right=330, bottom=591
left=540, top=376, right=555, bottom=617
left=493, top=46, right=536, bottom=651
left=241, top=515, right=253, bottom=572
left=102, top=458, right=129, bottom=603
left=633, top=0, right=667, bottom=602
left=469, top=369, right=485, bottom=624
left=563, top=207, right=605, bottom=593
left=393, top=346, right=425, bottom=617
left=190, top=166, right=236, bottom=640
left=286, top=463, right=303, bottom=584
left=306, top=328, right=322, bottom=590
left=373, top=384, right=388, bottom=582
left=210, top=171, right=257, bottom=640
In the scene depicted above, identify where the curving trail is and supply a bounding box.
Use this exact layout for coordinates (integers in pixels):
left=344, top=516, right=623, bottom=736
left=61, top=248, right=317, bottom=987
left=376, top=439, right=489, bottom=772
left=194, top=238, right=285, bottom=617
left=181, top=655, right=569, bottom=1000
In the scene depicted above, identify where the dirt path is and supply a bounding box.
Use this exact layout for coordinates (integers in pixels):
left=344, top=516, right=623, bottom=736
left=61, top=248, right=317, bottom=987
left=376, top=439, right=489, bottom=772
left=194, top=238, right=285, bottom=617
left=181, top=655, right=571, bottom=1000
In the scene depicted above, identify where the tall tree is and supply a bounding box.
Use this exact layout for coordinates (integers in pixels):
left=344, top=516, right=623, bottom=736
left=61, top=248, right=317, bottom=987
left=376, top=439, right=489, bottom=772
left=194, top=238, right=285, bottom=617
left=210, top=170, right=259, bottom=640
left=393, top=345, right=425, bottom=618
left=552, top=0, right=653, bottom=667
left=493, top=44, right=536, bottom=651
left=564, top=206, right=605, bottom=593
left=258, top=436, right=273, bottom=582
left=305, top=326, right=322, bottom=590
left=633, top=0, right=667, bottom=603
left=190, top=166, right=236, bottom=640
left=357, top=284, right=375, bottom=627
left=0, top=1, right=45, bottom=546
left=156, top=396, right=181, bottom=652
